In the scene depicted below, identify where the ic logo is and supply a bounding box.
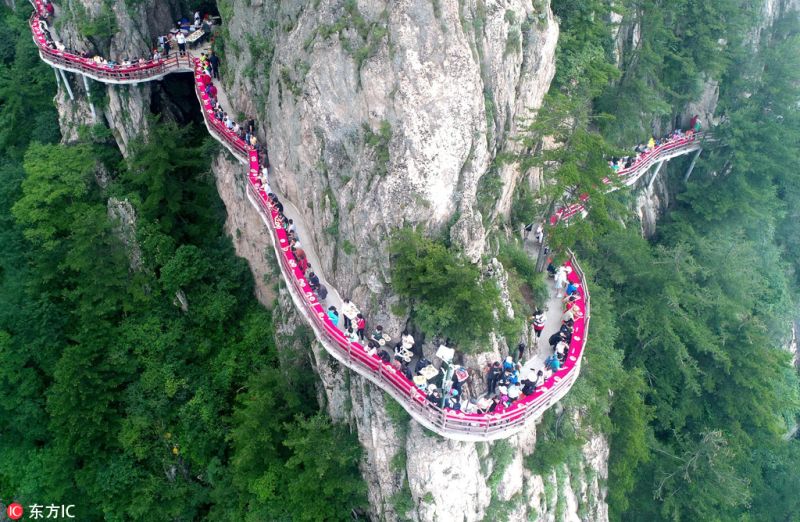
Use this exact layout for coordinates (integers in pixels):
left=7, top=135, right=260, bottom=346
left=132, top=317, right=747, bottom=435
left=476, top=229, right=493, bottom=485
left=6, top=502, right=23, bottom=520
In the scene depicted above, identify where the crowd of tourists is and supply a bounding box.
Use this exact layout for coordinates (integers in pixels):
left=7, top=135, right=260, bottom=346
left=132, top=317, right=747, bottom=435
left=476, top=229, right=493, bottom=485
left=196, top=59, right=272, bottom=174
left=36, top=2, right=216, bottom=71
left=607, top=117, right=702, bottom=174
left=257, top=160, right=582, bottom=415
left=478, top=261, right=583, bottom=413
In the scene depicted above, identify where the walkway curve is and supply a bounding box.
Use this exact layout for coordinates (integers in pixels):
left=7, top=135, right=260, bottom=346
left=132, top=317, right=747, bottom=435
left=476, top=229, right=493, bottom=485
left=28, top=2, right=590, bottom=441
left=551, top=133, right=705, bottom=224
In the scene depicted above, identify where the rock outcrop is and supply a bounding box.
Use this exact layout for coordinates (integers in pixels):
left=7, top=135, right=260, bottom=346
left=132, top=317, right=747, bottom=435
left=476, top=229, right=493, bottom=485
left=216, top=1, right=597, bottom=519
left=220, top=0, right=558, bottom=303
left=49, top=0, right=180, bottom=152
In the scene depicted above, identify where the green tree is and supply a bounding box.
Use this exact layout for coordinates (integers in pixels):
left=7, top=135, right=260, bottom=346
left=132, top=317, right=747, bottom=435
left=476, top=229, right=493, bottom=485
left=389, top=228, right=500, bottom=349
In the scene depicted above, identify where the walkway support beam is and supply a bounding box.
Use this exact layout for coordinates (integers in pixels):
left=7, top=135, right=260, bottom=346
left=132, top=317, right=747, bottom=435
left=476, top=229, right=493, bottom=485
left=82, top=73, right=97, bottom=123
left=683, top=148, right=702, bottom=182
left=58, top=68, right=73, bottom=100
left=646, top=160, right=666, bottom=191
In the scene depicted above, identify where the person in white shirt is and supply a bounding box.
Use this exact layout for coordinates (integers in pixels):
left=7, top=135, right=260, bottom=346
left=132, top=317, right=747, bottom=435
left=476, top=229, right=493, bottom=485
left=259, top=168, right=271, bottom=194
left=345, top=327, right=359, bottom=343
left=556, top=339, right=569, bottom=362
left=341, top=299, right=360, bottom=330
left=176, top=32, right=186, bottom=56
left=554, top=265, right=571, bottom=297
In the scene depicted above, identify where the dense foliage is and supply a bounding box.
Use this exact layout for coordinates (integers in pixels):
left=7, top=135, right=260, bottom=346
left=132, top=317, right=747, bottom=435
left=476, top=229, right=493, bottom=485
left=389, top=228, right=501, bottom=350
left=528, top=1, right=800, bottom=520
left=0, top=7, right=365, bottom=520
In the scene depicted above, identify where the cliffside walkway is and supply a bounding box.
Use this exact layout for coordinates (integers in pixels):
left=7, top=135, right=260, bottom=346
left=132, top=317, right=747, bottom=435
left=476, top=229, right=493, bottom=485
left=28, top=2, right=590, bottom=441
left=551, top=133, right=705, bottom=224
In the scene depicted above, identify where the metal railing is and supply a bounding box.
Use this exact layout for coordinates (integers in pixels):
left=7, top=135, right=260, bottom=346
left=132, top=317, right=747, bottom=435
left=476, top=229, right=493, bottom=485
left=247, top=166, right=591, bottom=439
left=605, top=132, right=705, bottom=187
left=29, top=11, right=193, bottom=84
left=553, top=132, right=706, bottom=223
left=27, top=2, right=594, bottom=439
left=237, top=120, right=593, bottom=438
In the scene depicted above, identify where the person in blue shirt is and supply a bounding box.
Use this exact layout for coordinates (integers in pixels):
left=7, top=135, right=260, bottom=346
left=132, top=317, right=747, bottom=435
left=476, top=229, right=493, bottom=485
left=546, top=355, right=561, bottom=371
left=327, top=305, right=339, bottom=327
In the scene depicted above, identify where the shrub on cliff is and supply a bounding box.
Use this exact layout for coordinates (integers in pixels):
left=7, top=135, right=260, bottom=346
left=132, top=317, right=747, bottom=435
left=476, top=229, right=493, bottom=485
left=389, top=228, right=500, bottom=351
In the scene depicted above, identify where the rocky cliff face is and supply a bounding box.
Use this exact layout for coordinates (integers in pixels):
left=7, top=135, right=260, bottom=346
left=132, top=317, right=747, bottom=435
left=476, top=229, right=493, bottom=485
left=43, top=0, right=613, bottom=519
left=48, top=0, right=180, bottom=153
left=213, top=1, right=610, bottom=518
left=221, top=0, right=557, bottom=279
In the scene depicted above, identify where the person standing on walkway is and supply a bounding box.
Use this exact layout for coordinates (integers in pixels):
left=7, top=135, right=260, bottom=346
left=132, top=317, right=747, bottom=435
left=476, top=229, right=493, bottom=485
left=516, top=342, right=526, bottom=361
left=356, top=313, right=366, bottom=341
left=535, top=224, right=543, bottom=244
left=531, top=309, right=545, bottom=344
left=555, top=264, right=569, bottom=297
left=341, top=299, right=360, bottom=330
left=209, top=51, right=220, bottom=79
left=176, top=32, right=187, bottom=56
left=486, top=362, right=502, bottom=395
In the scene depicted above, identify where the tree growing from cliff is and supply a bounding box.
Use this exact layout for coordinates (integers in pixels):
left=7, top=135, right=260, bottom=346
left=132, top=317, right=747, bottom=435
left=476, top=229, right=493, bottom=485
left=389, top=228, right=501, bottom=350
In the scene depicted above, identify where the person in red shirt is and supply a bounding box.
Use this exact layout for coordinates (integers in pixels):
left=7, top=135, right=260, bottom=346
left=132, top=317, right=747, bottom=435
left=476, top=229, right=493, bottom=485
left=294, top=247, right=308, bottom=273
left=356, top=313, right=366, bottom=341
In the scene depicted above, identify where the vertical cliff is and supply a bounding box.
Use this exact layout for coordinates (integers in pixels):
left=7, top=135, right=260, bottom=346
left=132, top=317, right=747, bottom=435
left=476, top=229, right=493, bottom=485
left=48, top=0, right=181, bottom=152
left=43, top=0, right=614, bottom=519
left=209, top=1, right=612, bottom=519
left=220, top=0, right=557, bottom=279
